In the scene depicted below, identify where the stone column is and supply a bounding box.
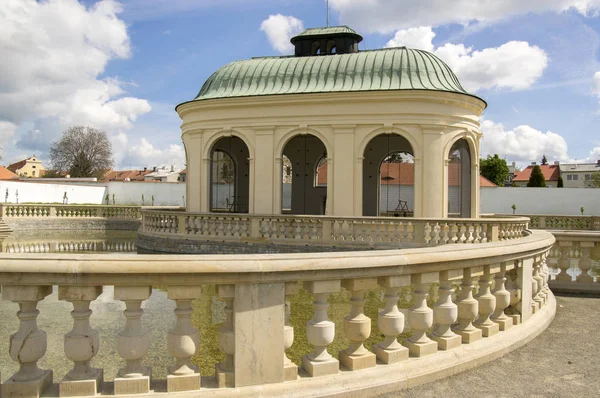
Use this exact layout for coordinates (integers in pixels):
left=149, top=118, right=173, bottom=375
left=302, top=280, right=341, bottom=377
left=332, top=125, right=356, bottom=217
left=254, top=127, right=276, bottom=214
left=577, top=242, right=595, bottom=283
left=431, top=270, right=462, bottom=350
left=452, top=268, right=482, bottom=343
left=474, top=265, right=499, bottom=337
left=403, top=272, right=438, bottom=357
left=373, top=275, right=410, bottom=363
left=215, top=284, right=235, bottom=388
left=284, top=282, right=300, bottom=381
left=420, top=127, right=446, bottom=218
left=491, top=263, right=513, bottom=331
left=114, top=286, right=152, bottom=395
left=2, top=285, right=53, bottom=398
left=167, top=286, right=202, bottom=392
left=339, top=278, right=377, bottom=370
left=58, top=286, right=103, bottom=397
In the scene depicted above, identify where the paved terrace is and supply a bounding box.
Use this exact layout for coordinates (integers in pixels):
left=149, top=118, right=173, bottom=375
left=383, top=294, right=600, bottom=398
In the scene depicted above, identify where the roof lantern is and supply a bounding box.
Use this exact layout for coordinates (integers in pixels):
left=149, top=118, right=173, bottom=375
left=290, top=26, right=363, bottom=57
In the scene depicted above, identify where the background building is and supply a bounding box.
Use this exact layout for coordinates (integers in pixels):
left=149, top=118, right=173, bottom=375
left=560, top=161, right=600, bottom=188
left=7, top=156, right=45, bottom=178
left=512, top=162, right=560, bottom=187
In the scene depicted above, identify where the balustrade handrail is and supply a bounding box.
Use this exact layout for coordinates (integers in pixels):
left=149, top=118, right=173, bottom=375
left=0, top=203, right=144, bottom=219
left=0, top=230, right=554, bottom=284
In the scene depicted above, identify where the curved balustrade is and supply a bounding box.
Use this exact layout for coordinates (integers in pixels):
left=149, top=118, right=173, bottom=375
left=523, top=214, right=600, bottom=231
left=140, top=210, right=530, bottom=248
left=2, top=240, right=137, bottom=253
left=0, top=230, right=555, bottom=397
left=0, top=204, right=142, bottom=219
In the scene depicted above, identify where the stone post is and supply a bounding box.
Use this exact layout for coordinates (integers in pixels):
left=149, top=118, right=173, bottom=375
left=531, top=258, right=542, bottom=314
left=491, top=263, right=513, bottom=331
left=302, top=280, right=341, bottom=377
left=2, top=285, right=53, bottom=398
left=452, top=268, right=482, bottom=343
left=215, top=284, right=235, bottom=387
left=58, top=286, right=103, bottom=397
left=284, top=282, right=300, bottom=381
left=114, top=286, right=152, bottom=395
left=167, top=286, right=202, bottom=392
left=577, top=242, right=595, bottom=283
left=474, top=265, right=499, bottom=337
left=339, top=278, right=377, bottom=370
left=403, top=272, right=438, bottom=357
left=373, top=275, right=410, bottom=363
left=431, top=270, right=462, bottom=350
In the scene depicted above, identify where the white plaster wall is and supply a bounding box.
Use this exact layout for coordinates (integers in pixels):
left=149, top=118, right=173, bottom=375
left=107, top=182, right=186, bottom=206
left=0, top=181, right=106, bottom=204
left=481, top=187, right=600, bottom=216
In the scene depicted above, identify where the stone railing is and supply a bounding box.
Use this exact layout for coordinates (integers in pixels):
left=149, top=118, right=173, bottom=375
left=140, top=210, right=530, bottom=248
left=0, top=204, right=142, bottom=219
left=546, top=230, right=600, bottom=294
left=1, top=239, right=137, bottom=253
left=0, top=230, right=555, bottom=397
left=524, top=214, right=600, bottom=231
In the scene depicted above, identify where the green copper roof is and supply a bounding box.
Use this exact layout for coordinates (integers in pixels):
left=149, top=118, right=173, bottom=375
left=290, top=26, right=363, bottom=43
left=188, top=47, right=483, bottom=104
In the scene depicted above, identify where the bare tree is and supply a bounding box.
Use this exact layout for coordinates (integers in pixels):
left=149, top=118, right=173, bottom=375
left=50, top=126, right=113, bottom=178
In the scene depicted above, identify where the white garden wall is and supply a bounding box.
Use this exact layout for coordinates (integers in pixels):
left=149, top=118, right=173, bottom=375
left=107, top=182, right=186, bottom=206
left=481, top=187, right=600, bottom=216
left=0, top=180, right=106, bottom=204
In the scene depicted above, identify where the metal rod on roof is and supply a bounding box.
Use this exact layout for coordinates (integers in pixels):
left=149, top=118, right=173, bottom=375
left=326, top=0, right=329, bottom=27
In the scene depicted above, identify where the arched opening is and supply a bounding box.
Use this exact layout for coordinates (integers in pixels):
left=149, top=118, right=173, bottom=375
left=281, top=134, right=327, bottom=215
left=326, top=40, right=337, bottom=54
left=210, top=136, right=250, bottom=213
left=282, top=155, right=292, bottom=212
left=311, top=41, right=321, bottom=55
left=448, top=139, right=472, bottom=218
left=314, top=156, right=327, bottom=187
left=363, top=134, right=414, bottom=216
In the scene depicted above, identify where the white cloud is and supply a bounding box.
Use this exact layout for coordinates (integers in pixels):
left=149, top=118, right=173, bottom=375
left=0, top=121, right=17, bottom=157
left=481, top=120, right=571, bottom=162
left=0, top=0, right=151, bottom=159
left=114, top=135, right=185, bottom=169
left=260, top=14, right=304, bottom=54
left=385, top=27, right=435, bottom=52
left=592, top=71, right=600, bottom=94
left=330, top=0, right=600, bottom=34
left=386, top=27, right=548, bottom=92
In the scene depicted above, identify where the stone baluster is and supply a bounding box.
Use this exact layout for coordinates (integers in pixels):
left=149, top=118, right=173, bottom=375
left=577, top=242, right=594, bottom=283
left=373, top=275, right=410, bottom=363
left=556, top=242, right=572, bottom=283
left=2, top=285, right=53, bottom=398
left=474, top=265, right=499, bottom=337
left=167, top=286, right=202, bottom=392
left=505, top=266, right=522, bottom=325
left=114, top=286, right=152, bottom=395
left=490, top=263, right=513, bottom=331
left=339, top=278, right=377, bottom=370
left=302, top=280, right=341, bottom=377
left=403, top=273, right=438, bottom=357
left=283, top=282, right=300, bottom=381
left=531, top=258, right=543, bottom=313
left=540, top=255, right=551, bottom=302
left=452, top=268, right=482, bottom=343
left=58, top=286, right=103, bottom=397
left=430, top=271, right=462, bottom=350
left=216, top=284, right=235, bottom=388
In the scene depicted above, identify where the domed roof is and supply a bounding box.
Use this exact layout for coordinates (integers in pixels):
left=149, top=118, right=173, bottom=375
left=182, top=44, right=484, bottom=107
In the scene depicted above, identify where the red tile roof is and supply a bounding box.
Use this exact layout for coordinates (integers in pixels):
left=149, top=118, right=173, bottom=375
left=101, top=169, right=154, bottom=182
left=0, top=166, right=19, bottom=180
left=7, top=159, right=27, bottom=173
left=513, top=164, right=559, bottom=182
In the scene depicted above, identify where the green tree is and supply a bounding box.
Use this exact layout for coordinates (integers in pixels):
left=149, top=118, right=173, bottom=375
left=584, top=171, right=600, bottom=188
left=479, top=154, right=510, bottom=187
left=541, top=155, right=548, bottom=165
left=527, top=165, right=546, bottom=187
left=557, top=175, right=564, bottom=187
left=50, top=126, right=113, bottom=178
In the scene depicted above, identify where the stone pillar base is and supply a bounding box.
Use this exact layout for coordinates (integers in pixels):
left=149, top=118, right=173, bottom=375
left=302, top=356, right=339, bottom=377
left=114, top=370, right=151, bottom=396
left=215, top=364, right=234, bottom=388
left=402, top=340, right=437, bottom=357
left=508, top=314, right=521, bottom=325
left=531, top=301, right=540, bottom=314
left=493, top=317, right=513, bottom=331
left=59, top=369, right=103, bottom=397
left=283, top=363, right=298, bottom=381
left=430, top=334, right=462, bottom=351
left=167, top=373, right=200, bottom=392
left=475, top=323, right=500, bottom=337
left=373, top=344, right=409, bottom=364
left=453, top=328, right=482, bottom=344
left=339, top=351, right=376, bottom=371
left=2, top=370, right=53, bottom=398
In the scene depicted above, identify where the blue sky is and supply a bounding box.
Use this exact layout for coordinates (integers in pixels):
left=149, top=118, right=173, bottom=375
left=2, top=0, right=600, bottom=170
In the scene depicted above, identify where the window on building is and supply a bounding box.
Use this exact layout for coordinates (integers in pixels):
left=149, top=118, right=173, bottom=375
left=567, top=174, right=572, bottom=180
left=32, top=165, right=36, bottom=168
left=573, top=174, right=579, bottom=181
left=585, top=174, right=591, bottom=181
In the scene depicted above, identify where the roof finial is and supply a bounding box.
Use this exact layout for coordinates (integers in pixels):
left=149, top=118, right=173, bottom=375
left=326, top=0, right=329, bottom=27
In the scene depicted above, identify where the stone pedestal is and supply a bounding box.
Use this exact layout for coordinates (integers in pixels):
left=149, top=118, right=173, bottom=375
left=474, top=266, right=499, bottom=337
left=452, top=270, right=482, bottom=344
left=3, top=370, right=53, bottom=398
left=431, top=271, right=462, bottom=350
left=373, top=275, right=410, bottom=364
left=403, top=273, right=438, bottom=357
left=59, top=370, right=103, bottom=397
left=491, top=265, right=513, bottom=331
left=216, top=285, right=235, bottom=388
